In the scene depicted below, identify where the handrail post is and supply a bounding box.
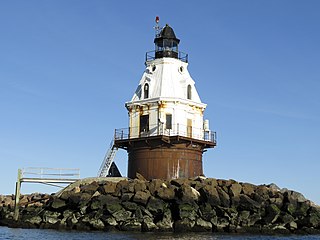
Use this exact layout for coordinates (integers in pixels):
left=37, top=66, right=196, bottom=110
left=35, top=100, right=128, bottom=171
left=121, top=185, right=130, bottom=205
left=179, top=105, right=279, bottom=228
left=14, top=169, right=22, bottom=221
left=128, top=127, right=130, bottom=139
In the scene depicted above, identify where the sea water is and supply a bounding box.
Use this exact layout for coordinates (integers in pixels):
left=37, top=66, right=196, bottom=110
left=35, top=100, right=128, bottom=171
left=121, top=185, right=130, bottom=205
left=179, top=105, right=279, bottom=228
left=1, top=227, right=320, bottom=240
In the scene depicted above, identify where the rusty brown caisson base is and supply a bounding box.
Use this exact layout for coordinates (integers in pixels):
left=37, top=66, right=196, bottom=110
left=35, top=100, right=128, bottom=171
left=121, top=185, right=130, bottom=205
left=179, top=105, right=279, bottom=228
left=115, top=135, right=215, bottom=180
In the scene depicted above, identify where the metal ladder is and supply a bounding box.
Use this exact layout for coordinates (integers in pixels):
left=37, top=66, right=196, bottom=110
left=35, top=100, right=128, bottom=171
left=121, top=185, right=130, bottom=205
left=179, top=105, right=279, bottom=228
left=97, top=140, right=118, bottom=177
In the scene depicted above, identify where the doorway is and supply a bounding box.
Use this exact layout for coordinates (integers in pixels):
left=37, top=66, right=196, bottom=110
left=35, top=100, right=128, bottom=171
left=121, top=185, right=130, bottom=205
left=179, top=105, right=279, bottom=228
left=187, top=119, right=192, bottom=138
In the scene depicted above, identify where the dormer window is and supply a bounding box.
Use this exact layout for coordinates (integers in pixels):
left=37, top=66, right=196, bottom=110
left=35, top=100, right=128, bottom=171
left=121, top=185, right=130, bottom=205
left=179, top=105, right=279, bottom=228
left=187, top=84, right=192, bottom=100
left=144, top=83, right=149, bottom=99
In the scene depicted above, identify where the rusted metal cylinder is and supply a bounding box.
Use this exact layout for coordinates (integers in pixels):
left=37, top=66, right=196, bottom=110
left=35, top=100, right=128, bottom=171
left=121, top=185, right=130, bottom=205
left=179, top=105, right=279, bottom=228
left=127, top=145, right=203, bottom=180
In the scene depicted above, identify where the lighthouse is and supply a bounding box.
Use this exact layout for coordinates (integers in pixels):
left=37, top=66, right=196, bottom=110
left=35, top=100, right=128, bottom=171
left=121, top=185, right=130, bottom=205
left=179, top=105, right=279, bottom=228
left=114, top=20, right=216, bottom=180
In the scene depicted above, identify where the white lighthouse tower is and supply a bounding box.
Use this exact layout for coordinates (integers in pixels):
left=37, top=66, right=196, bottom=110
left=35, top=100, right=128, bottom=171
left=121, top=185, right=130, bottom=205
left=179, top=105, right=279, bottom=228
left=114, top=19, right=216, bottom=180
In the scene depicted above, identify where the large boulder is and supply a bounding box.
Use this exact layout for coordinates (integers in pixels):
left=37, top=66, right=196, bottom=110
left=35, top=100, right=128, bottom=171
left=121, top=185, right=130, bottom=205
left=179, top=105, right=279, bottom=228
left=133, top=191, right=151, bottom=205
left=80, top=181, right=100, bottom=194
left=99, top=181, right=117, bottom=194
left=50, top=198, right=67, bottom=210
left=146, top=196, right=165, bottom=216
left=238, top=194, right=261, bottom=212
left=156, top=186, right=175, bottom=200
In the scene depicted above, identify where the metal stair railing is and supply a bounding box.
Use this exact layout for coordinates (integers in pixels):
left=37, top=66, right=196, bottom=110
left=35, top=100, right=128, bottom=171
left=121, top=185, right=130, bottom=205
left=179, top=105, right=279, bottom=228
left=97, top=140, right=118, bottom=177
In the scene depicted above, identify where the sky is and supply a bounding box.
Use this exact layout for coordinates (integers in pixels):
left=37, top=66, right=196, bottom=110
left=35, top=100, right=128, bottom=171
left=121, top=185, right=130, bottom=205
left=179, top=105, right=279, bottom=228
left=0, top=1, right=319, bottom=204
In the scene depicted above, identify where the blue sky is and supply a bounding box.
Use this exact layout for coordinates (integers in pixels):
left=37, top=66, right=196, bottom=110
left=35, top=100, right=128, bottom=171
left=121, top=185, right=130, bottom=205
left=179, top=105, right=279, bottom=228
left=1, top=1, right=319, bottom=204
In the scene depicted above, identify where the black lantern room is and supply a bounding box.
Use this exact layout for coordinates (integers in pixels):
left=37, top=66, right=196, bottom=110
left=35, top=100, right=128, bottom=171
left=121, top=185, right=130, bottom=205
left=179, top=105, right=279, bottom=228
left=154, top=24, right=180, bottom=59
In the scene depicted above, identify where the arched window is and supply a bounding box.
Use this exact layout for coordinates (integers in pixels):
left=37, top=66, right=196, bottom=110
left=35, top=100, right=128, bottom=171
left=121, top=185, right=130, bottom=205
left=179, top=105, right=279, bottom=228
left=144, top=83, right=149, bottom=99
left=187, top=84, right=192, bottom=100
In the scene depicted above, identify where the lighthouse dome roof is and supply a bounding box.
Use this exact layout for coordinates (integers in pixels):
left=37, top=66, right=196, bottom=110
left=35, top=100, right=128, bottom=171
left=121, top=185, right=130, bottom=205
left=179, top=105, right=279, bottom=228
left=154, top=24, right=180, bottom=43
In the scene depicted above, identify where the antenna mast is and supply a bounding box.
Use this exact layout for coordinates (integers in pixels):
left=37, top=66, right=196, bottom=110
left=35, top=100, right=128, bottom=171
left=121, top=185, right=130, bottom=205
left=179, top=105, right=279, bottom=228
left=154, top=16, right=161, bottom=37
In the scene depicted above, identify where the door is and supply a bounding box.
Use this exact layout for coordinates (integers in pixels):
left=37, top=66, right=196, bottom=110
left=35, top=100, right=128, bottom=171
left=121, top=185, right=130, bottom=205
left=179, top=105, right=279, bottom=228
left=187, top=119, right=192, bottom=138
left=140, top=115, right=149, bottom=136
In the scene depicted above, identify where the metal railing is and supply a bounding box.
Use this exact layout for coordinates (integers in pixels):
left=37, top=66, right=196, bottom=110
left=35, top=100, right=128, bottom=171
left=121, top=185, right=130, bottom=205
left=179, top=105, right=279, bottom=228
left=14, top=167, right=80, bottom=220
left=21, top=167, right=80, bottom=180
left=97, top=140, right=118, bottom=177
left=114, top=123, right=216, bottom=144
left=145, top=50, right=188, bottom=63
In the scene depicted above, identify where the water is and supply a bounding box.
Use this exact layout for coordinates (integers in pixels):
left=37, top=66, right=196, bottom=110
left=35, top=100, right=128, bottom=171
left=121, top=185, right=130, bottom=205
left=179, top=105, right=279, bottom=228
left=0, top=227, right=319, bottom=240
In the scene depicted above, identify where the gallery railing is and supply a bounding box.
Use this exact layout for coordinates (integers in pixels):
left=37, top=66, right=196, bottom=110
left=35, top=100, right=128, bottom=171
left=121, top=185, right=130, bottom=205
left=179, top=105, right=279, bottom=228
left=114, top=123, right=216, bottom=144
left=145, top=50, right=188, bottom=63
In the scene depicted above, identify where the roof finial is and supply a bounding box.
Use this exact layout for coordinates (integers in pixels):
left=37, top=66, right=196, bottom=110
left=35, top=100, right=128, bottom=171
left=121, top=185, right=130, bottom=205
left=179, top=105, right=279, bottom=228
left=154, top=16, right=161, bottom=38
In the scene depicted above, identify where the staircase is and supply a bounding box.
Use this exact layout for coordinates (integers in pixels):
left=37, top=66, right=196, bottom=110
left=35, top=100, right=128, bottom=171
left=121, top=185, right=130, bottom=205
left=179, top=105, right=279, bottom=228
left=97, top=140, right=119, bottom=177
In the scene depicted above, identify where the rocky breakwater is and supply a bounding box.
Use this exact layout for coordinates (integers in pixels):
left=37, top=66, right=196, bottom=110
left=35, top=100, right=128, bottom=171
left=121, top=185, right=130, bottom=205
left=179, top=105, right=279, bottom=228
left=1, top=177, right=320, bottom=234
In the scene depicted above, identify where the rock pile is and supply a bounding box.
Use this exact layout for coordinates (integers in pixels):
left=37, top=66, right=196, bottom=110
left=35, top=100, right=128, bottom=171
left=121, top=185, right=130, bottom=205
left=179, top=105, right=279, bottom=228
left=1, top=177, right=320, bottom=234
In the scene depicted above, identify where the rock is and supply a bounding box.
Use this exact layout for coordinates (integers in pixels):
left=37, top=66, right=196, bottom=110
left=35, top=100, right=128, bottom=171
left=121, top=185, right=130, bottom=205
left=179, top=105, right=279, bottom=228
left=156, top=208, right=173, bottom=231
left=122, top=201, right=138, bottom=211
left=126, top=182, right=135, bottom=193
left=229, top=183, right=242, bottom=198
left=200, top=185, right=221, bottom=206
left=204, top=178, right=218, bottom=187
left=142, top=216, right=158, bottom=231
left=217, top=187, right=230, bottom=208
left=42, top=210, right=61, bottom=225
left=174, top=219, right=195, bottom=232
left=238, top=210, right=250, bottom=226
left=133, top=207, right=143, bottom=221
left=147, top=179, right=164, bottom=195
left=271, top=225, right=291, bottom=234
left=92, top=191, right=100, bottom=198
left=133, top=180, right=147, bottom=193
left=269, top=196, right=283, bottom=208
left=80, top=193, right=92, bottom=204
left=199, top=203, right=216, bottom=222
left=216, top=217, right=229, bottom=232
left=101, top=216, right=117, bottom=227
left=285, top=203, right=297, bottom=215
left=146, top=196, right=164, bottom=215
left=25, top=215, right=42, bottom=226
left=156, top=186, right=175, bottom=200
left=121, top=220, right=142, bottom=231
left=19, top=195, right=29, bottom=206
left=295, top=201, right=310, bottom=217
left=51, top=198, right=67, bottom=210
left=287, top=221, right=298, bottom=230
left=194, top=218, right=212, bottom=231
left=264, top=204, right=281, bottom=224
left=121, top=193, right=134, bottom=202
left=299, top=213, right=320, bottom=228
left=267, top=183, right=281, bottom=191
left=62, top=209, right=73, bottom=219
left=112, top=210, right=132, bottom=222
left=68, top=192, right=82, bottom=207
left=80, top=181, right=99, bottom=194
left=115, top=180, right=130, bottom=195
left=136, top=172, right=147, bottom=181
left=238, top=194, right=260, bottom=211
left=73, top=186, right=81, bottom=194
left=66, top=214, right=78, bottom=228
left=171, top=178, right=189, bottom=187
left=217, top=179, right=232, bottom=188
left=286, top=190, right=307, bottom=203
left=100, top=181, right=117, bottom=194
left=88, top=218, right=105, bottom=230
left=177, top=185, right=200, bottom=202
left=133, top=191, right=151, bottom=205
left=106, top=203, right=123, bottom=214
left=255, top=186, right=269, bottom=200
left=59, top=191, right=73, bottom=201
left=178, top=203, right=198, bottom=221
left=279, top=213, right=294, bottom=225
